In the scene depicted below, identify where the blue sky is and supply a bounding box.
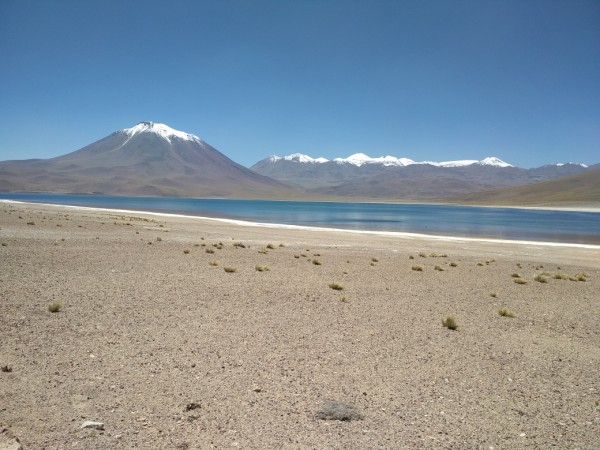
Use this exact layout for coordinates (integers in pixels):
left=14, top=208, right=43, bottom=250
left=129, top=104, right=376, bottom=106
left=1, top=0, right=598, bottom=168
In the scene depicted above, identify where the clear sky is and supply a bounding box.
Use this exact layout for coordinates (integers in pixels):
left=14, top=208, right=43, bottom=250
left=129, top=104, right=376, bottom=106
left=1, top=0, right=598, bottom=168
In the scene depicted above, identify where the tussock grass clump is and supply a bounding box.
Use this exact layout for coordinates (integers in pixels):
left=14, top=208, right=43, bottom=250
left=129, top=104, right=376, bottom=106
left=208, top=260, right=220, bottom=266
left=312, top=259, right=322, bottom=265
left=434, top=265, right=444, bottom=271
left=513, top=277, right=527, bottom=284
left=258, top=248, right=268, bottom=254
left=266, top=243, right=275, bottom=249
left=441, top=316, right=458, bottom=330
left=26, top=221, right=35, bottom=225
left=1, top=365, right=12, bottom=373
left=329, top=282, right=344, bottom=291
left=371, top=257, right=379, bottom=263
left=418, top=252, right=427, bottom=258
left=490, top=292, right=498, bottom=298
left=233, top=242, right=246, bottom=248
left=511, top=273, right=520, bottom=278
left=255, top=265, right=270, bottom=272
left=411, top=265, right=423, bottom=271
left=340, top=296, right=348, bottom=303
left=316, top=401, right=364, bottom=421
left=48, top=301, right=63, bottom=313
left=300, top=253, right=307, bottom=257
left=1, top=243, right=7, bottom=247
left=205, top=248, right=215, bottom=254
left=534, top=274, right=548, bottom=283
left=156, top=236, right=162, bottom=242
left=183, top=249, right=190, bottom=254
left=553, top=273, right=568, bottom=280
left=449, top=262, right=457, bottom=267
left=223, top=266, right=237, bottom=273
left=499, top=308, right=515, bottom=318
left=278, top=243, right=286, bottom=247
left=477, top=262, right=484, bottom=266
left=293, top=254, right=300, bottom=259
left=408, top=255, right=415, bottom=260
left=575, top=273, right=588, bottom=282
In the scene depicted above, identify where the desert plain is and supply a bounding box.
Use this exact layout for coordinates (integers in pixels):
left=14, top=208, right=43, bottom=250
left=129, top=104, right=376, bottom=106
left=1, top=201, right=599, bottom=449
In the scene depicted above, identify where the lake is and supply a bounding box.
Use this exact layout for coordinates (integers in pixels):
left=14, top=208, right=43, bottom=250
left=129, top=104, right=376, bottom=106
left=1, top=192, right=599, bottom=244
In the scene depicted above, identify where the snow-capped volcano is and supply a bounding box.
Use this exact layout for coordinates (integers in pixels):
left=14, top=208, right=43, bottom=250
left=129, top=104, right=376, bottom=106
left=121, top=121, right=202, bottom=143
left=0, top=122, right=292, bottom=198
left=267, top=152, right=512, bottom=168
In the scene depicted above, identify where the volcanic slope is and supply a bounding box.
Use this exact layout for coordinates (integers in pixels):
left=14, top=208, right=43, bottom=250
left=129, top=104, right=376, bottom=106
left=0, top=122, right=295, bottom=199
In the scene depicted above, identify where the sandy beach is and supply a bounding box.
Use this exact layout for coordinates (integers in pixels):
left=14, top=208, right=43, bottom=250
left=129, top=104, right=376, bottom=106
left=1, top=201, right=599, bottom=449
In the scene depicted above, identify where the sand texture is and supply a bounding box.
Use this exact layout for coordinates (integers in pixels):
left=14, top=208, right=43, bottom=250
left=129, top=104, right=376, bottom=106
left=1, top=202, right=599, bottom=449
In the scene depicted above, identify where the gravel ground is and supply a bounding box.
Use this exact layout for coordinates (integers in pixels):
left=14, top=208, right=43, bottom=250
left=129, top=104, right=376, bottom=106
left=1, top=201, right=599, bottom=449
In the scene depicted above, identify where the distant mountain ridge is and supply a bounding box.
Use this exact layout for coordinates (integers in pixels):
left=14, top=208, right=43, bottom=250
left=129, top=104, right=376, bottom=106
left=251, top=153, right=592, bottom=199
left=0, top=122, right=295, bottom=199
left=268, top=152, right=516, bottom=168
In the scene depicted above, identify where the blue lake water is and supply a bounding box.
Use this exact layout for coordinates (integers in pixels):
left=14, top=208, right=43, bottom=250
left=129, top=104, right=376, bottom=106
left=1, top=192, right=599, bottom=244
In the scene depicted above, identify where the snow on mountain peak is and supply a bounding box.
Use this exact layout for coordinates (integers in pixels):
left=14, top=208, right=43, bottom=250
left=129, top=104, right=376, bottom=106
left=274, top=152, right=512, bottom=168
left=122, top=122, right=201, bottom=143
left=270, top=153, right=329, bottom=163
left=333, top=153, right=415, bottom=167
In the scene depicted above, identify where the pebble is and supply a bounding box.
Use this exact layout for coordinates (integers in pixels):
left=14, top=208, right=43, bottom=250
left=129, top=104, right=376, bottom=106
left=81, top=421, right=105, bottom=430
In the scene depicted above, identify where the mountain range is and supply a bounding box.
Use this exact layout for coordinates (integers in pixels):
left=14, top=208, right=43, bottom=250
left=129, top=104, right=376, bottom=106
left=251, top=153, right=592, bottom=200
left=0, top=122, right=597, bottom=205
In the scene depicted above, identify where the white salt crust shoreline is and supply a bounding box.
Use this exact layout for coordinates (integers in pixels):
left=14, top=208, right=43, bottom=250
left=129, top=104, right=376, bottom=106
left=3, top=200, right=599, bottom=249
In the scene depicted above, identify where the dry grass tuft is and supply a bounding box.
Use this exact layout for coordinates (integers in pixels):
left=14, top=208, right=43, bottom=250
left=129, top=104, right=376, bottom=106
left=233, top=242, right=246, bottom=248
left=434, top=265, right=444, bottom=271
left=183, top=249, right=190, bottom=254
left=513, top=277, right=527, bottom=284
left=205, top=248, right=215, bottom=254
left=223, top=266, right=237, bottom=273
left=208, top=260, right=220, bottom=266
left=534, top=274, right=548, bottom=283
left=449, top=262, right=458, bottom=267
left=441, top=316, right=458, bottom=330
left=255, top=265, right=270, bottom=272
left=329, top=282, right=344, bottom=291
left=266, top=243, right=276, bottom=249
left=48, top=301, right=63, bottom=313
left=490, top=292, right=498, bottom=298
left=312, top=259, right=322, bottom=265
left=411, top=265, right=423, bottom=271
left=498, top=308, right=516, bottom=318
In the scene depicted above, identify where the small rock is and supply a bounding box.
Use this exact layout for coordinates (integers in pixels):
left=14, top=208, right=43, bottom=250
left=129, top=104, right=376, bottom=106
left=0, top=428, right=23, bottom=450
left=81, top=421, right=104, bottom=430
